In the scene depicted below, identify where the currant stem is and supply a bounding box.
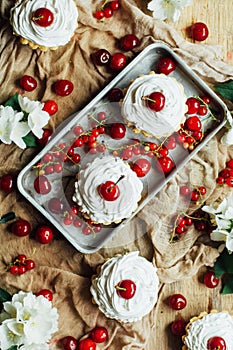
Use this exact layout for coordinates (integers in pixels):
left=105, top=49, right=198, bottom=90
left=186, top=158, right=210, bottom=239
left=195, top=96, right=218, bottom=121
left=100, top=0, right=110, bottom=9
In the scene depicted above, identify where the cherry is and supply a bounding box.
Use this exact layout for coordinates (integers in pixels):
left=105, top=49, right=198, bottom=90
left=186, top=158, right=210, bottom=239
left=116, top=279, right=136, bottom=299
left=207, top=336, right=226, bottom=350
left=156, top=57, right=176, bottom=75
left=32, top=8, right=54, bottom=27
left=98, top=180, right=121, bottom=201
left=48, top=198, right=64, bottom=214
left=43, top=100, right=58, bottom=116
left=34, top=175, right=51, bottom=194
left=11, top=219, right=31, bottom=237
left=109, top=122, right=126, bottom=139
left=144, top=92, right=165, bottom=112
left=35, top=225, right=53, bottom=244
left=191, top=22, right=209, bottom=41
left=61, top=336, right=78, bottom=350
left=19, top=75, right=37, bottom=92
left=25, top=259, right=35, bottom=270
left=109, top=53, right=127, bottom=71
left=0, top=174, right=14, bottom=193
left=156, top=156, right=174, bottom=174
left=131, top=158, right=151, bottom=177
left=38, top=128, right=53, bottom=145
left=90, top=326, right=108, bottom=343
left=203, top=271, right=219, bottom=289
left=120, top=34, right=140, bottom=51
left=36, top=289, right=53, bottom=301
left=168, top=294, right=187, bottom=310
left=107, top=87, right=123, bottom=102
left=53, top=79, right=74, bottom=96
left=78, top=338, right=96, bottom=350
left=185, top=116, right=202, bottom=131
left=186, top=97, right=200, bottom=114
left=92, top=49, right=111, bottom=66
left=171, top=319, right=186, bottom=336
left=94, top=10, right=105, bottom=20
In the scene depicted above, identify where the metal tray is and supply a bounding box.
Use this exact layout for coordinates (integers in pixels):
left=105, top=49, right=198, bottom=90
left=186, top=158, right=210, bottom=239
left=17, top=43, right=230, bottom=254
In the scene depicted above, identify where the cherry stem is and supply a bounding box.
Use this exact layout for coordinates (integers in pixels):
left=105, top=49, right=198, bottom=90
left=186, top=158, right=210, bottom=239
left=108, top=175, right=125, bottom=192
left=32, top=15, right=44, bottom=21
left=141, top=96, right=157, bottom=104
left=115, top=285, right=127, bottom=291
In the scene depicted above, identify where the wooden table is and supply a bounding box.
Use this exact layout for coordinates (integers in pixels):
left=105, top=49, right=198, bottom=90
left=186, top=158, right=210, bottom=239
left=135, top=1, right=233, bottom=348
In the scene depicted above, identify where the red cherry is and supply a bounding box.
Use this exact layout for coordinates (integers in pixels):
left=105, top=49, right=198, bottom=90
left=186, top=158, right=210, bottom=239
left=19, top=75, right=37, bottom=92
left=156, top=156, right=174, bottom=174
left=0, top=174, right=14, bottom=193
left=48, top=198, right=64, bottom=214
left=203, top=271, right=220, bottom=289
left=107, top=87, right=123, bottom=102
left=109, top=53, right=127, bottom=71
left=78, top=339, right=96, bottom=350
left=35, top=226, right=53, bottom=244
left=32, top=8, right=54, bottom=27
left=168, top=294, right=187, bottom=310
left=98, top=180, right=120, bottom=201
left=90, top=326, right=108, bottom=343
left=103, top=7, right=113, bottom=18
left=186, top=97, right=200, bottom=114
left=36, top=289, right=53, bottom=302
left=11, top=219, right=31, bottom=237
left=38, top=128, right=53, bottom=145
left=116, top=279, right=136, bottom=299
left=131, top=158, right=151, bottom=177
left=144, top=92, right=165, bottom=112
left=157, top=57, right=176, bottom=75
left=207, top=336, right=226, bottom=350
left=61, top=336, right=78, bottom=350
left=109, top=122, right=126, bottom=139
left=185, top=116, right=202, bottom=131
left=92, top=49, right=111, bottom=66
left=171, top=319, right=186, bottom=336
left=25, top=259, right=35, bottom=270
left=120, top=34, right=140, bottom=51
left=34, top=175, right=51, bottom=194
left=43, top=100, right=58, bottom=116
left=191, top=22, right=209, bottom=41
left=53, top=80, right=74, bottom=96
left=94, top=10, right=105, bottom=20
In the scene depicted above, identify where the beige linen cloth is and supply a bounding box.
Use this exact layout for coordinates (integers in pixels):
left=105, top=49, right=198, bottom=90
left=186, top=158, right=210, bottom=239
left=0, top=1, right=233, bottom=349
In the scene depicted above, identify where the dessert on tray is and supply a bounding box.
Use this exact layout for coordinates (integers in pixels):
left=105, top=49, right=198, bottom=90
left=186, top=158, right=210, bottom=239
left=182, top=311, right=233, bottom=349
left=90, top=251, right=160, bottom=323
left=121, top=71, right=187, bottom=138
left=72, top=155, right=143, bottom=225
left=10, top=0, right=79, bottom=51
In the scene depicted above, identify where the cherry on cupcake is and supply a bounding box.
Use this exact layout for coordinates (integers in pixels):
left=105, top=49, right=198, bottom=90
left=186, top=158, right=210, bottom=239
left=120, top=34, right=140, bottom=51
left=207, top=336, right=226, bottom=350
left=168, top=293, right=187, bottom=310
left=19, top=75, right=37, bottom=92
left=131, top=158, right=151, bottom=177
left=109, top=122, right=126, bottom=139
left=109, top=52, right=127, bottom=71
left=90, top=326, right=108, bottom=343
left=191, top=22, right=209, bottom=41
left=92, top=49, right=111, bottom=66
left=36, top=289, right=53, bottom=302
left=32, top=8, right=54, bottom=27
left=156, top=57, right=176, bottom=75
left=0, top=174, right=14, bottom=193
left=143, top=92, right=166, bottom=112
left=115, top=279, right=136, bottom=299
left=61, top=336, right=78, bottom=350
left=78, top=338, right=96, bottom=350
left=53, top=79, right=74, bottom=96
left=35, top=225, right=53, bottom=244
left=11, top=219, right=31, bottom=237
left=98, top=175, right=124, bottom=201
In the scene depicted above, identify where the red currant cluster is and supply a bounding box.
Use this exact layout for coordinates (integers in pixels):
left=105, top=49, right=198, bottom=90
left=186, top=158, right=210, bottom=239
left=216, top=159, right=233, bottom=186
left=180, top=184, right=207, bottom=205
left=8, top=254, right=35, bottom=275
left=60, top=326, right=108, bottom=350
left=94, top=0, right=120, bottom=20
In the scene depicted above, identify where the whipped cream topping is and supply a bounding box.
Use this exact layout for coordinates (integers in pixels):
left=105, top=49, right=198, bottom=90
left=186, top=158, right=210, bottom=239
left=121, top=73, right=187, bottom=138
left=73, top=156, right=143, bottom=224
left=10, top=0, right=78, bottom=48
left=90, top=251, right=160, bottom=323
left=184, top=312, right=233, bottom=350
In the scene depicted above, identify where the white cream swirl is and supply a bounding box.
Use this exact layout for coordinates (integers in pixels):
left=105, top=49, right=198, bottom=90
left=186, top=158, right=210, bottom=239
left=121, top=73, right=187, bottom=138
left=72, top=156, right=143, bottom=224
left=90, top=251, right=160, bottom=323
left=184, top=312, right=233, bottom=349
left=10, top=0, right=78, bottom=48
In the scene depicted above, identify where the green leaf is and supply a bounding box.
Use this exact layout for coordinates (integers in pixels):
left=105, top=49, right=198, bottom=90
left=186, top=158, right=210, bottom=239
left=214, top=80, right=233, bottom=102
left=22, top=133, right=37, bottom=147
left=214, top=248, right=233, bottom=277
left=4, top=93, right=21, bottom=111
left=7, top=346, right=18, bottom=350
left=0, top=212, right=15, bottom=223
left=222, top=276, right=233, bottom=294
left=0, top=288, right=12, bottom=302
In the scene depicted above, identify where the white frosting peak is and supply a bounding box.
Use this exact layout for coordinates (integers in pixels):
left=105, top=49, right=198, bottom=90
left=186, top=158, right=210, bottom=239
left=90, top=251, right=160, bottom=323
left=72, top=156, right=143, bottom=224
left=184, top=312, right=233, bottom=349
left=10, top=0, right=78, bottom=48
left=121, top=73, right=187, bottom=138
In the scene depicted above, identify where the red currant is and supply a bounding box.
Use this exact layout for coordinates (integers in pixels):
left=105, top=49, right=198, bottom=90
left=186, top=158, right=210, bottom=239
left=61, top=336, right=78, bottom=350
left=25, top=259, right=35, bottom=270
left=156, top=57, right=176, bottom=75
left=226, top=159, right=233, bottom=169
left=19, top=75, right=37, bottom=91
left=43, top=100, right=58, bottom=115
left=108, top=1, right=120, bottom=11
left=190, top=190, right=200, bottom=202
left=35, top=226, right=53, bottom=244
left=11, top=219, right=31, bottom=237
left=198, top=105, right=208, bottom=116
left=201, top=95, right=211, bottom=104
left=9, top=265, right=19, bottom=275
left=180, top=185, right=191, bottom=196
left=36, top=289, right=53, bottom=302
left=103, top=7, right=113, bottom=18
left=219, top=169, right=230, bottom=179
left=53, top=79, right=74, bottom=96
left=77, top=338, right=96, bottom=350
left=216, top=176, right=225, bottom=185
left=171, top=319, right=186, bottom=336
left=194, top=220, right=206, bottom=231
left=94, top=10, right=105, bottom=20
left=32, top=8, right=54, bottom=27
left=17, top=254, right=27, bottom=264
left=0, top=174, right=14, bottom=193
left=203, top=271, right=219, bottom=289
left=90, top=326, right=108, bottom=343
left=18, top=265, right=27, bottom=274
left=168, top=294, right=187, bottom=310
left=191, top=22, right=209, bottom=41
left=120, top=34, right=140, bottom=51
left=199, top=186, right=207, bottom=195
left=109, top=53, right=127, bottom=71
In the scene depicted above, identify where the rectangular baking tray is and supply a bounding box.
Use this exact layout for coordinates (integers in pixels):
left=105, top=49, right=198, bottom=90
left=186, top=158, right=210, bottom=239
left=17, top=43, right=230, bottom=254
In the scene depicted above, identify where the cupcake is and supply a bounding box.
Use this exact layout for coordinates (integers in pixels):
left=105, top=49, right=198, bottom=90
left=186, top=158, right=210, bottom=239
left=121, top=72, right=187, bottom=138
left=90, top=251, right=160, bottom=323
left=182, top=311, right=233, bottom=349
left=72, top=155, right=143, bottom=225
left=10, top=0, right=79, bottom=51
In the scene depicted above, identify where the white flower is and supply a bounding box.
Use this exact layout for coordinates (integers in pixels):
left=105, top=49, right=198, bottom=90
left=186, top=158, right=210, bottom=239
left=147, top=0, right=192, bottom=22
left=221, top=127, right=233, bottom=146
left=0, top=105, right=30, bottom=148
left=18, top=95, right=50, bottom=139
left=0, top=291, right=58, bottom=350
